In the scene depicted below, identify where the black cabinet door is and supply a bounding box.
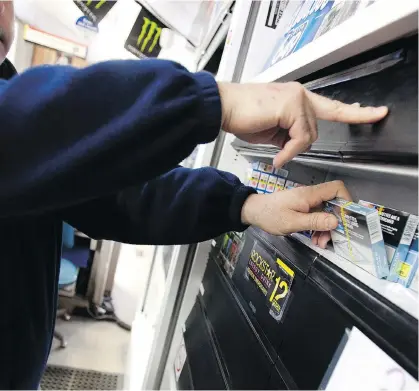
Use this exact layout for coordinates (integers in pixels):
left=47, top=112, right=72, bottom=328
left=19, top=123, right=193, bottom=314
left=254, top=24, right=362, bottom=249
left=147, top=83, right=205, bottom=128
left=177, top=355, right=194, bottom=391
left=275, top=279, right=349, bottom=390
left=231, top=229, right=314, bottom=359
left=267, top=365, right=290, bottom=390
left=309, top=36, right=418, bottom=163
left=181, top=298, right=228, bottom=390
left=231, top=36, right=418, bottom=164
left=201, top=259, right=274, bottom=390
left=275, top=255, right=418, bottom=389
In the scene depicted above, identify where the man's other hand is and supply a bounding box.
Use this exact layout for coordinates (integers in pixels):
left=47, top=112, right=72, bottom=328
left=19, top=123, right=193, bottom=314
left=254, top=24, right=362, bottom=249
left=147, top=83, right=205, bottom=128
left=241, top=180, right=352, bottom=248
left=218, top=82, right=388, bottom=168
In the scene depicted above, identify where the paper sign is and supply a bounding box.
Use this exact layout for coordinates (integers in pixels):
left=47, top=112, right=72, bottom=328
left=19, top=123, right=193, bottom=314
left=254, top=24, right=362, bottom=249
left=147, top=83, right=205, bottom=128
left=124, top=6, right=167, bottom=59
left=76, top=16, right=99, bottom=33
left=73, top=0, right=117, bottom=25
left=326, top=327, right=418, bottom=390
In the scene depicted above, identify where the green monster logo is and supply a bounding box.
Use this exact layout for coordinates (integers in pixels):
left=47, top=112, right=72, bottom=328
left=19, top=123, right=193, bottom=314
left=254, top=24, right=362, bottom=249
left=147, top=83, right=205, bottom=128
left=137, top=17, right=162, bottom=53
left=85, top=0, right=106, bottom=8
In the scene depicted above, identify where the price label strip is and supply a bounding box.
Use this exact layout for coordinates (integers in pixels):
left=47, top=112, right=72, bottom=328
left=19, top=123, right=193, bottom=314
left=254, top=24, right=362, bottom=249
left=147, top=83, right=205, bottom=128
left=246, top=242, right=295, bottom=322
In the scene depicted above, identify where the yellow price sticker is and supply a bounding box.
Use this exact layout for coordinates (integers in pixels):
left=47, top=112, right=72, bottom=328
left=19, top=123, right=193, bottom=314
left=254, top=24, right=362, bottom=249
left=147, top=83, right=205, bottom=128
left=268, top=258, right=294, bottom=321
left=398, top=262, right=411, bottom=278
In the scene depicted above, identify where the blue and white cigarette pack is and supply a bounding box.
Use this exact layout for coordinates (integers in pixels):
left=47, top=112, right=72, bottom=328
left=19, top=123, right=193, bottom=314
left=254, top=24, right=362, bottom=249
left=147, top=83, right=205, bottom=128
left=403, top=227, right=418, bottom=289
left=358, top=201, right=418, bottom=283
left=263, top=0, right=375, bottom=71
left=324, top=198, right=389, bottom=279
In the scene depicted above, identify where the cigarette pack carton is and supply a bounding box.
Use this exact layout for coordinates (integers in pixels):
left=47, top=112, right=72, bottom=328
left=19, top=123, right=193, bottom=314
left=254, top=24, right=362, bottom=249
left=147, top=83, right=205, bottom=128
left=264, top=0, right=375, bottom=71
left=359, top=201, right=418, bottom=282
left=404, top=227, right=418, bottom=289
left=324, top=198, right=389, bottom=278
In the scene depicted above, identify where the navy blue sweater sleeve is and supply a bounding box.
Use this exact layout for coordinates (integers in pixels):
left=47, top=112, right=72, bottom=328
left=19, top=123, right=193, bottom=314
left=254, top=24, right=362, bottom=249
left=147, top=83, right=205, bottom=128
left=0, top=59, right=221, bottom=217
left=59, top=166, right=256, bottom=245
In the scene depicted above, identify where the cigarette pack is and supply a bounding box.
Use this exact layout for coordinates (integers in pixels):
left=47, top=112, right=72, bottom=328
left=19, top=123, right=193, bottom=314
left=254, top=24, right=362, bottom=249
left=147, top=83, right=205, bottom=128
left=266, top=175, right=278, bottom=193
left=285, top=180, right=295, bottom=190
left=257, top=173, right=269, bottom=191
left=404, top=227, right=418, bottom=289
left=249, top=171, right=260, bottom=188
left=324, top=198, right=389, bottom=278
left=258, top=162, right=274, bottom=174
left=358, top=201, right=418, bottom=283
left=264, top=0, right=375, bottom=71
left=275, top=176, right=287, bottom=192
left=274, top=168, right=288, bottom=191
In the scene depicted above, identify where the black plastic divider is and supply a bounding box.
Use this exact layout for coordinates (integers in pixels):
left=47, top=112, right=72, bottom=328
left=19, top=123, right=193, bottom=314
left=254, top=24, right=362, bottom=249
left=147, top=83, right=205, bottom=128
left=232, top=34, right=418, bottom=165
left=313, top=41, right=418, bottom=164
left=267, top=365, right=291, bottom=390
left=180, top=297, right=229, bottom=390
left=200, top=258, right=277, bottom=390
left=272, top=276, right=349, bottom=389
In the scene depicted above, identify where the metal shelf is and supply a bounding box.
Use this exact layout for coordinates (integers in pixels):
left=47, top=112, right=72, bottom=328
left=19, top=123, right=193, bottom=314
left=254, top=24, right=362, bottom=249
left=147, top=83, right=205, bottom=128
left=291, top=233, right=418, bottom=320
left=234, top=143, right=418, bottom=180
left=247, top=0, right=418, bottom=83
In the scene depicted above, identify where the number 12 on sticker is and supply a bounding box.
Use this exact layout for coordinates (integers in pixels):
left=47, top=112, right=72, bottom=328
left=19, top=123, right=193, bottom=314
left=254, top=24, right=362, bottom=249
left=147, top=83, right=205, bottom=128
left=269, top=276, right=288, bottom=302
left=269, top=258, right=294, bottom=305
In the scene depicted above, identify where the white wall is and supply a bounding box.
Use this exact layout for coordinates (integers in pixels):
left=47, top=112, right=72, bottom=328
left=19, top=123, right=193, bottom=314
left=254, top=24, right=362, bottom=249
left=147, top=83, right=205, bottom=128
left=11, top=20, right=34, bottom=73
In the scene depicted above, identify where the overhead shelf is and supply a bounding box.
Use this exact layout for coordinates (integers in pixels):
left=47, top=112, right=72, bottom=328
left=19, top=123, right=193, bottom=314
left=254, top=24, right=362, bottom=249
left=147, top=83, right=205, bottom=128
left=232, top=138, right=418, bottom=180
left=291, top=233, right=419, bottom=320
left=247, top=0, right=418, bottom=83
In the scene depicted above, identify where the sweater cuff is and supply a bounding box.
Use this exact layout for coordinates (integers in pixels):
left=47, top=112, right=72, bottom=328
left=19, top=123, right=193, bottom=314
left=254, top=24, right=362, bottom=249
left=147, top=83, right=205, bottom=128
left=195, top=71, right=222, bottom=144
left=230, top=185, right=258, bottom=232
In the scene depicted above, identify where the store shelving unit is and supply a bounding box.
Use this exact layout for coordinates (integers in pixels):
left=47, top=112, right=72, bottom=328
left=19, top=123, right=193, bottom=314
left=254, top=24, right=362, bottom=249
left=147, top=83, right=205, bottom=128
left=139, top=1, right=419, bottom=390
left=247, top=0, right=418, bottom=83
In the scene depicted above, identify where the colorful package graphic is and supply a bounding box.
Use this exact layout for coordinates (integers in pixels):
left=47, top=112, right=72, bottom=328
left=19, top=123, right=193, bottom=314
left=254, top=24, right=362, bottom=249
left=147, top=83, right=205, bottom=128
left=359, top=200, right=418, bottom=282
left=275, top=176, right=287, bottom=192
left=264, top=0, right=375, bottom=71
left=266, top=175, right=278, bottom=193
left=249, top=171, right=261, bottom=188
left=324, top=198, right=389, bottom=278
left=257, top=173, right=269, bottom=191
left=247, top=162, right=289, bottom=194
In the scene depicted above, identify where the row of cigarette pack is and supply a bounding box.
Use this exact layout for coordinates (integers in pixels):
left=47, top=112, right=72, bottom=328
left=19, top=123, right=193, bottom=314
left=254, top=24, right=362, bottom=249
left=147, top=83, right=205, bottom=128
left=245, top=161, right=418, bottom=290
left=247, top=161, right=306, bottom=194
left=246, top=161, right=311, bottom=238
left=324, top=198, right=418, bottom=290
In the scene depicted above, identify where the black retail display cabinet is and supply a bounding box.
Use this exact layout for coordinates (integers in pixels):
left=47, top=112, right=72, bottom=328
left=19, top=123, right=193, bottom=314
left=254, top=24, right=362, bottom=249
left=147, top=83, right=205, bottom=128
left=189, top=225, right=417, bottom=390
left=151, top=2, right=419, bottom=390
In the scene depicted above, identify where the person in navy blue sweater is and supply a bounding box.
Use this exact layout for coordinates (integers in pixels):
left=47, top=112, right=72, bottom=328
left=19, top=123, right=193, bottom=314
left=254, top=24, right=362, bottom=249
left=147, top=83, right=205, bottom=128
left=0, top=2, right=388, bottom=389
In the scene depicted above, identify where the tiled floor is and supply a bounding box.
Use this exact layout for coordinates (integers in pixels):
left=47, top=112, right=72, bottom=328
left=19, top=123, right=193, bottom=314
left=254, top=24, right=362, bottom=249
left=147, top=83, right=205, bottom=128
left=48, top=316, right=131, bottom=375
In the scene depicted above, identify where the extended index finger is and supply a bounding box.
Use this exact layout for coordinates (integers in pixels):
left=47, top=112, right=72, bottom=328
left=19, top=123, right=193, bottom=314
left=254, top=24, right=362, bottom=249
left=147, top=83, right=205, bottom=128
left=306, top=90, right=388, bottom=123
